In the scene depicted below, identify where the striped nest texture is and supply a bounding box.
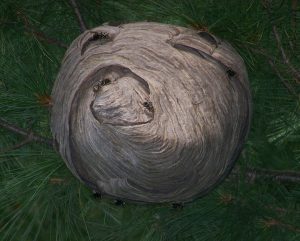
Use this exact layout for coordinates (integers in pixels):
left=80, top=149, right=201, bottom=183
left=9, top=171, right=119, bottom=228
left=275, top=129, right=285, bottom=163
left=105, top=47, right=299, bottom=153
left=51, top=22, right=251, bottom=204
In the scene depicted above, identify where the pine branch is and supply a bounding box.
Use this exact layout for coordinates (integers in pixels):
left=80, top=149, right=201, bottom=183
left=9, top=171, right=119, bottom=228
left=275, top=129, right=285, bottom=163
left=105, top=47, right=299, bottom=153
left=0, top=117, right=53, bottom=149
left=69, top=0, right=87, bottom=32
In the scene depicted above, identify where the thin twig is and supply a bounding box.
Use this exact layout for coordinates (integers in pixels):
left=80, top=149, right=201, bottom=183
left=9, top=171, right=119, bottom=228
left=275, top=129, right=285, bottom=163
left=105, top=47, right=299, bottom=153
left=262, top=218, right=300, bottom=233
left=0, top=138, right=32, bottom=153
left=24, top=26, right=68, bottom=49
left=69, top=0, right=87, bottom=32
left=268, top=59, right=297, bottom=96
left=16, top=10, right=68, bottom=49
left=0, top=117, right=53, bottom=148
left=246, top=46, right=298, bottom=96
left=272, top=25, right=300, bottom=82
left=291, top=0, right=298, bottom=32
left=49, top=177, right=68, bottom=185
left=231, top=166, right=300, bottom=183
left=284, top=29, right=296, bottom=53
left=262, top=0, right=300, bottom=83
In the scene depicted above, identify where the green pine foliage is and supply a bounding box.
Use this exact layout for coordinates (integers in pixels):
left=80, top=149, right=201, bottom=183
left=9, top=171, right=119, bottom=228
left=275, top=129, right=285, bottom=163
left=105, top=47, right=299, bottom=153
left=0, top=0, right=299, bottom=240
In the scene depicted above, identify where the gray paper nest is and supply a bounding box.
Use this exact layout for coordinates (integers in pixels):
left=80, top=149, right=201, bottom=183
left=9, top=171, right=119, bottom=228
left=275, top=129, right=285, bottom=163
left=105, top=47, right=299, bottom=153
left=51, top=22, right=251, bottom=203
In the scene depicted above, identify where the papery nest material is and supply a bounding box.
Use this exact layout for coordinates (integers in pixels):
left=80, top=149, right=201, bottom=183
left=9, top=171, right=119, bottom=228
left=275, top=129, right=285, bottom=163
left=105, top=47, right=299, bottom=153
left=51, top=22, right=251, bottom=203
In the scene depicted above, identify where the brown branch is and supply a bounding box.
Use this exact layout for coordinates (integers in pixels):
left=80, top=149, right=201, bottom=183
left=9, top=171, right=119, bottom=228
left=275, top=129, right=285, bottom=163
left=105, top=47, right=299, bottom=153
left=16, top=10, right=68, bottom=49
left=268, top=59, right=298, bottom=96
left=262, top=218, right=300, bottom=233
left=0, top=138, right=32, bottom=153
left=0, top=117, right=53, bottom=149
left=272, top=25, right=300, bottom=82
left=49, top=177, right=68, bottom=185
left=231, top=166, right=300, bottom=183
left=24, top=26, right=68, bottom=49
left=246, top=46, right=298, bottom=96
left=218, top=193, right=300, bottom=232
left=284, top=29, right=296, bottom=53
left=69, top=0, right=87, bottom=32
left=291, top=0, right=298, bottom=32
left=262, top=0, right=300, bottom=83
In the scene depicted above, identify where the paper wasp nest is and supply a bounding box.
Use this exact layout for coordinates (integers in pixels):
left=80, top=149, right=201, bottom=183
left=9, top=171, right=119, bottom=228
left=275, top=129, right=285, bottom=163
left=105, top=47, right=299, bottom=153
left=51, top=22, right=251, bottom=203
